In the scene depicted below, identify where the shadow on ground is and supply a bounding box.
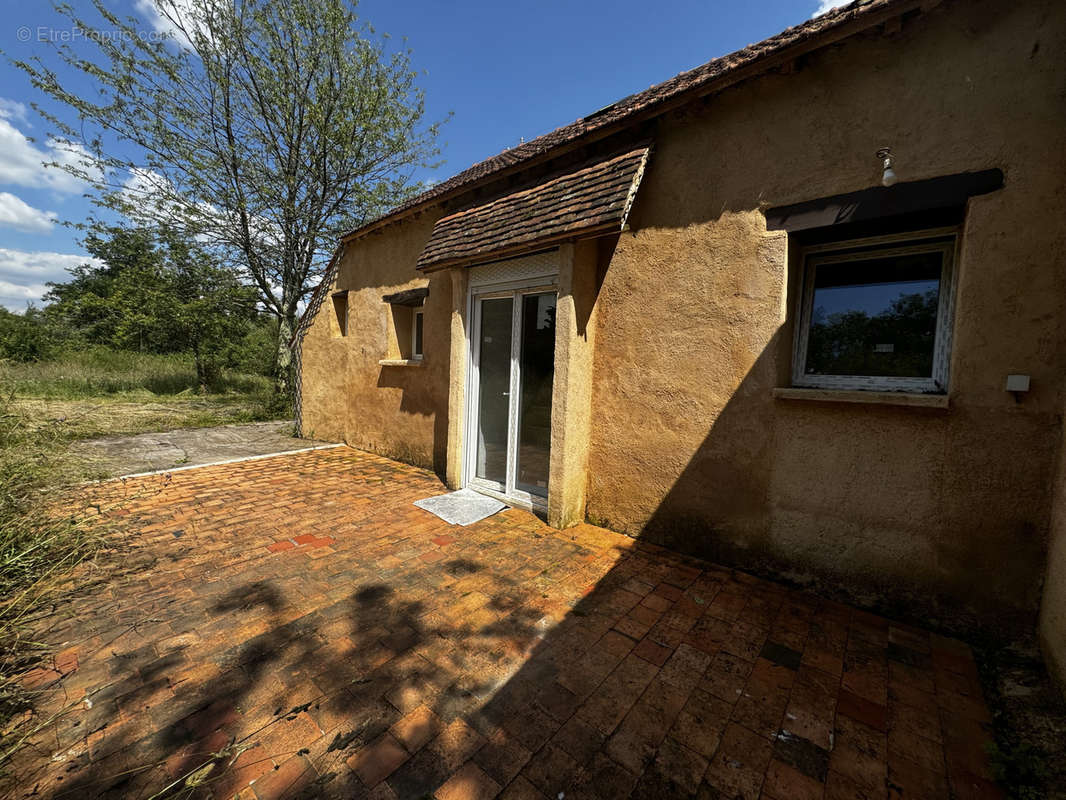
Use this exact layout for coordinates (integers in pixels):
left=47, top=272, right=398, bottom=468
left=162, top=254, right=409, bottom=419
left=7, top=447, right=1009, bottom=800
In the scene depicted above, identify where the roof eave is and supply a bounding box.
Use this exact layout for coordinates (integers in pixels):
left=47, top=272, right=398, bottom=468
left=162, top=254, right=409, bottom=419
left=339, top=0, right=930, bottom=245
left=416, top=222, right=626, bottom=273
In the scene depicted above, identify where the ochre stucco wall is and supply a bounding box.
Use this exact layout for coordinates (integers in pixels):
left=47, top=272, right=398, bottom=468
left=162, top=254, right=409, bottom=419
left=298, top=0, right=1066, bottom=631
left=299, top=210, right=450, bottom=471
left=585, top=0, right=1066, bottom=629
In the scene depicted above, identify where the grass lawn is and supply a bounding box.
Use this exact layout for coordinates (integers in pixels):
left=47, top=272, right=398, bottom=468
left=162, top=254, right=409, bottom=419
left=0, top=349, right=284, bottom=764
left=2, top=348, right=279, bottom=440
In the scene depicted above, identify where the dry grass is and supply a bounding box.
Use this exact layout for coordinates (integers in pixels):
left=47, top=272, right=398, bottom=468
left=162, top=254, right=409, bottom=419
left=13, top=395, right=277, bottom=439
left=0, top=349, right=283, bottom=774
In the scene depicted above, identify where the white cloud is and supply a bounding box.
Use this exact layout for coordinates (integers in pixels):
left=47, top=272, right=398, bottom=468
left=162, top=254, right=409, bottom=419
left=122, top=166, right=173, bottom=204
left=120, top=167, right=211, bottom=228
left=135, top=0, right=215, bottom=48
left=120, top=167, right=282, bottom=249
left=0, top=99, right=30, bottom=126
left=0, top=279, right=51, bottom=310
left=0, top=117, right=100, bottom=194
left=0, top=192, right=56, bottom=233
left=0, top=248, right=99, bottom=310
left=812, top=0, right=848, bottom=16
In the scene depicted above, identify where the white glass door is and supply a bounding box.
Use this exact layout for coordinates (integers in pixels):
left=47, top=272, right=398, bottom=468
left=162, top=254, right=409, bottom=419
left=473, top=296, right=513, bottom=491
left=468, top=288, right=557, bottom=508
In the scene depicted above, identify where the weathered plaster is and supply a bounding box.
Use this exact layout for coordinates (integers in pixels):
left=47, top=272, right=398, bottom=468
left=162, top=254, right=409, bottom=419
left=584, top=0, right=1066, bottom=630
left=547, top=240, right=601, bottom=528
left=445, top=267, right=469, bottom=488
left=1040, top=409, right=1066, bottom=694
left=298, top=0, right=1066, bottom=635
left=298, top=210, right=449, bottom=471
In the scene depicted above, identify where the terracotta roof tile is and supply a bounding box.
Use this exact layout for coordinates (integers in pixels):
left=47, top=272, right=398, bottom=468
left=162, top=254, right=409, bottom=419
left=415, top=146, right=650, bottom=271
left=342, top=0, right=915, bottom=241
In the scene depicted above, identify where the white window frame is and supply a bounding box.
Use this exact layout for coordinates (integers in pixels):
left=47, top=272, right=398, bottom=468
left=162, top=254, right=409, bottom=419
left=412, top=309, right=424, bottom=360
left=792, top=228, right=959, bottom=393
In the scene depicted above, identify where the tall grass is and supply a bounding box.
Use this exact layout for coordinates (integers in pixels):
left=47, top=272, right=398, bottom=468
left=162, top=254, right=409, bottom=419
left=0, top=394, right=103, bottom=740
left=0, top=347, right=284, bottom=769
left=3, top=347, right=270, bottom=399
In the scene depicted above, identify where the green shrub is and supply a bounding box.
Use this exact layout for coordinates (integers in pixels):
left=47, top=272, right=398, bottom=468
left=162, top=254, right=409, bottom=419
left=229, top=318, right=279, bottom=377
left=0, top=309, right=55, bottom=363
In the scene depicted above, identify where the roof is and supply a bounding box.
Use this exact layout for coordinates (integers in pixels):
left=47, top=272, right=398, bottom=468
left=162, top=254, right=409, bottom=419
left=341, top=0, right=924, bottom=242
left=415, top=145, right=650, bottom=271
left=294, top=0, right=933, bottom=350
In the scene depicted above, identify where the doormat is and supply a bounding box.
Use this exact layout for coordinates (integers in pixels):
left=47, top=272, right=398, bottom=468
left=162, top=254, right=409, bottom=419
left=414, top=488, right=507, bottom=526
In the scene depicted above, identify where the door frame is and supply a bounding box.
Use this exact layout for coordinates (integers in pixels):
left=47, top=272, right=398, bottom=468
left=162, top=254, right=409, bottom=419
left=463, top=276, right=558, bottom=513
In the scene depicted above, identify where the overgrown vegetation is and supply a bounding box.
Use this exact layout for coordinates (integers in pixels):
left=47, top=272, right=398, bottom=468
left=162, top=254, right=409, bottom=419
left=3, top=225, right=276, bottom=389
left=0, top=227, right=288, bottom=759
left=1, top=348, right=265, bottom=399
left=17, top=0, right=444, bottom=395
left=0, top=347, right=282, bottom=767
left=0, top=393, right=105, bottom=754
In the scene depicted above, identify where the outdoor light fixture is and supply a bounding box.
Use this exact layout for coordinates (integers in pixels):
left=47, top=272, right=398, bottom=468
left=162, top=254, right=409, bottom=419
left=877, top=147, right=898, bottom=187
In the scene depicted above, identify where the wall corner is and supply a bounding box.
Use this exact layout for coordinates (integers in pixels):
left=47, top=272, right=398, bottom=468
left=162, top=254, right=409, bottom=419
left=548, top=240, right=598, bottom=529
left=445, top=267, right=469, bottom=489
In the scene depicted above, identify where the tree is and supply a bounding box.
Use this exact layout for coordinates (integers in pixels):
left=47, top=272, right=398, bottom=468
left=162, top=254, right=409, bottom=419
left=0, top=307, right=55, bottom=363
left=164, top=231, right=263, bottom=390
left=15, top=0, right=443, bottom=396
left=807, top=288, right=939, bottom=377
left=45, top=225, right=260, bottom=391
left=44, top=227, right=163, bottom=350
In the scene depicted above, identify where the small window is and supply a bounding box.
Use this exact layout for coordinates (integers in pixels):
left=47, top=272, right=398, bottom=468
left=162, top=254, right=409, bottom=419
left=793, top=230, right=957, bottom=393
left=331, top=291, right=348, bottom=336
left=412, top=310, right=424, bottom=359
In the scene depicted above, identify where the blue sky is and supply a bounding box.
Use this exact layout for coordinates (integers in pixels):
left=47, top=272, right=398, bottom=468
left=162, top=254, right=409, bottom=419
left=0, top=0, right=838, bottom=310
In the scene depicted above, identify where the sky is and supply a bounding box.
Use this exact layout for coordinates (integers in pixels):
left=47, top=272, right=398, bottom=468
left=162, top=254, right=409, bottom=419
left=0, top=0, right=843, bottom=311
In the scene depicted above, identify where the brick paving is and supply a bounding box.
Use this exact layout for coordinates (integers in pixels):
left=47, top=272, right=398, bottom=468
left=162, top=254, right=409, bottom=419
left=8, top=447, right=1002, bottom=799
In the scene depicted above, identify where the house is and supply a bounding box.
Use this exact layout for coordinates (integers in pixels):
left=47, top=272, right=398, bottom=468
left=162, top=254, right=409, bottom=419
left=294, top=0, right=1066, bottom=687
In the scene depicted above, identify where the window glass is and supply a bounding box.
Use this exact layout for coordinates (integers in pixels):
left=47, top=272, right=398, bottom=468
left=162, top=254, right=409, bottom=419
left=475, top=298, right=512, bottom=484
left=805, top=251, right=942, bottom=378
left=516, top=292, right=556, bottom=495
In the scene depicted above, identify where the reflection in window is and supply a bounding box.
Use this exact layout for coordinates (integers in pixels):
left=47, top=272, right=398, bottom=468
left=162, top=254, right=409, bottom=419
left=794, top=233, right=956, bottom=392
left=806, top=252, right=941, bottom=378
left=516, top=292, right=556, bottom=494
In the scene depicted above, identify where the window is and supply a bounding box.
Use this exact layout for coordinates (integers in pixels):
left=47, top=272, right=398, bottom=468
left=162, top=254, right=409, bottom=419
left=793, top=230, right=957, bottom=393
left=380, top=285, right=428, bottom=364
left=412, top=310, right=424, bottom=359
left=331, top=291, right=348, bottom=336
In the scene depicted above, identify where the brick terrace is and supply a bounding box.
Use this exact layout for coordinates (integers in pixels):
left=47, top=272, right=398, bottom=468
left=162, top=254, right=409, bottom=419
left=9, top=447, right=1002, bottom=799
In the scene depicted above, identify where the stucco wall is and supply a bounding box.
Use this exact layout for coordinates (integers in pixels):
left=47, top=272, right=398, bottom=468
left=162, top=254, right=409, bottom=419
left=1040, top=415, right=1066, bottom=693
left=299, top=210, right=450, bottom=471
left=585, top=0, right=1066, bottom=629
left=298, top=0, right=1066, bottom=631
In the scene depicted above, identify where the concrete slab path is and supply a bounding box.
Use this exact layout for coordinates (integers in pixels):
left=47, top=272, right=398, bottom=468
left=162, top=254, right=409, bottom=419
left=70, top=420, right=330, bottom=477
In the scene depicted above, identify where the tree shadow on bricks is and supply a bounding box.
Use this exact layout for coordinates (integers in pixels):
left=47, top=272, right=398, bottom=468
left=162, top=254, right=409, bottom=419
left=14, top=553, right=551, bottom=800
left=10, top=518, right=746, bottom=800
left=27, top=579, right=317, bottom=799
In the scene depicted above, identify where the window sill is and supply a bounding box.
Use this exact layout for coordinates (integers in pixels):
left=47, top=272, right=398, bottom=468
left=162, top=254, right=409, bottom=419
left=378, top=358, right=423, bottom=367
left=773, top=387, right=949, bottom=408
